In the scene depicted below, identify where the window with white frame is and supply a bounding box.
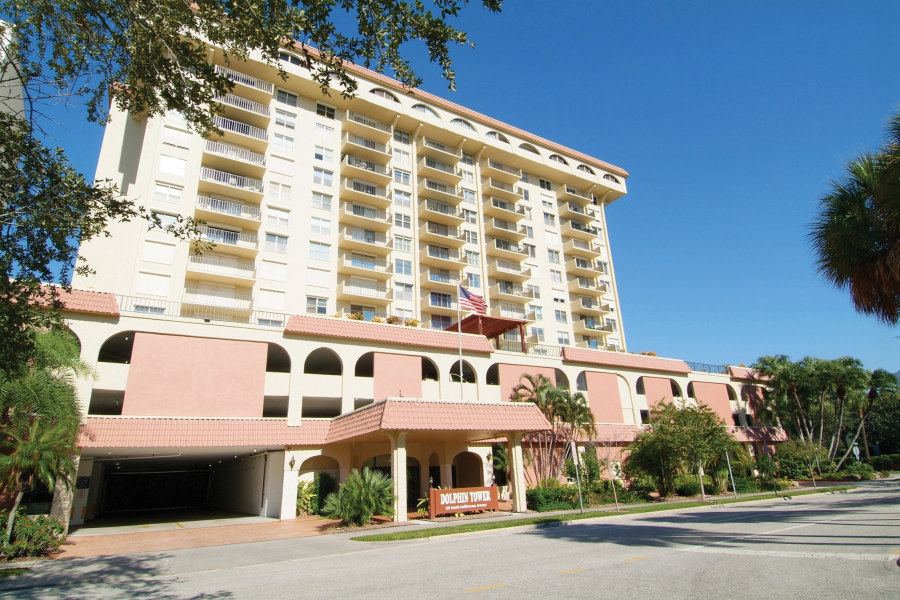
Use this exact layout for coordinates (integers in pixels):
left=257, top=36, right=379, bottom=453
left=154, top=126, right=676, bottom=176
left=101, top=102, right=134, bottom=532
left=527, top=284, right=540, bottom=299
left=275, top=109, right=296, bottom=129
left=276, top=90, right=298, bottom=107
left=148, top=212, right=179, bottom=231
left=557, top=331, right=570, bottom=345
left=306, top=296, right=328, bottom=314
left=267, top=207, right=290, bottom=228
left=393, top=190, right=411, bottom=207
left=273, top=133, right=294, bottom=151
left=310, top=216, right=331, bottom=235
left=523, top=243, right=536, bottom=257
left=393, top=148, right=410, bottom=168
left=266, top=233, right=289, bottom=253
left=461, top=152, right=474, bottom=165
left=462, top=189, right=475, bottom=204
left=461, top=170, right=474, bottom=184
left=393, top=130, right=410, bottom=144
left=135, top=272, right=170, bottom=297
left=394, top=236, right=412, bottom=252
left=555, top=310, right=567, bottom=323
left=465, top=250, right=480, bottom=266
left=313, top=167, right=333, bottom=186
left=154, top=182, right=182, bottom=204
left=314, top=146, right=333, bottom=162
left=464, top=230, right=478, bottom=244
left=260, top=260, right=287, bottom=281
left=141, top=240, right=175, bottom=264
left=159, top=155, right=186, bottom=176
left=539, top=178, right=552, bottom=190
left=466, top=272, right=481, bottom=288
left=316, top=102, right=335, bottom=119
left=258, top=289, right=285, bottom=311
left=394, top=213, right=411, bottom=229
left=543, top=212, right=556, bottom=226
left=548, top=249, right=561, bottom=264
left=311, top=191, right=332, bottom=211
left=315, top=123, right=334, bottom=140
left=463, top=209, right=477, bottom=224
left=531, top=327, right=545, bottom=342
left=393, top=170, right=410, bottom=185
left=394, top=283, right=413, bottom=301
left=550, top=270, right=562, bottom=283
left=395, top=258, right=412, bottom=276
left=431, top=315, right=453, bottom=329
left=269, top=182, right=292, bottom=203
left=308, top=240, right=329, bottom=260
left=531, top=305, right=543, bottom=320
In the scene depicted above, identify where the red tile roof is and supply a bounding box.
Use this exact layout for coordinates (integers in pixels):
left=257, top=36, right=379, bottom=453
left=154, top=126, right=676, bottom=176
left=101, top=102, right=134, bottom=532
left=284, top=314, right=494, bottom=353
left=326, top=399, right=551, bottom=443
left=728, top=366, right=768, bottom=381
left=591, top=424, right=644, bottom=443
left=39, top=286, right=119, bottom=316
left=78, top=417, right=329, bottom=448
left=562, top=347, right=691, bottom=374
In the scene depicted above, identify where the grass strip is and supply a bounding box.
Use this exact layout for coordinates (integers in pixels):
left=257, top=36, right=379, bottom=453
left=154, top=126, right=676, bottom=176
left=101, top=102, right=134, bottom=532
left=0, top=568, right=29, bottom=579
left=352, top=486, right=855, bottom=542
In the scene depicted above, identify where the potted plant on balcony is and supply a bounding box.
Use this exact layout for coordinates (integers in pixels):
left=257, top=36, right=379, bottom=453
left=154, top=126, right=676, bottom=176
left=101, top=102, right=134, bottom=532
left=348, top=312, right=364, bottom=321
left=386, top=315, right=403, bottom=325
left=404, top=318, right=420, bottom=327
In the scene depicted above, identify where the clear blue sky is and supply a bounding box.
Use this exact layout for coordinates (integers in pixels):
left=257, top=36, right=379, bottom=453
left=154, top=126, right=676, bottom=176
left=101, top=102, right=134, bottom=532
left=46, top=1, right=900, bottom=372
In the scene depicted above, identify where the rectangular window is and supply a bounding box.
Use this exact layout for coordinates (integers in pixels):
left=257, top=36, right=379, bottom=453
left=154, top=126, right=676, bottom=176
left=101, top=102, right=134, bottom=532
left=162, top=126, right=190, bottom=149
left=466, top=273, right=481, bottom=288
left=527, top=284, right=540, bottom=299
left=314, top=146, right=333, bottom=162
left=557, top=331, right=570, bottom=345
left=394, top=236, right=412, bottom=252
left=461, top=170, right=474, bottom=184
left=266, top=233, right=289, bottom=253
left=550, top=270, right=562, bottom=284
left=555, top=310, right=567, bottom=324
left=462, top=189, right=476, bottom=204
left=431, top=315, right=452, bottom=330
left=523, top=243, right=536, bottom=258
left=275, top=109, right=296, bottom=129
left=548, top=249, right=561, bottom=264
left=464, top=230, right=478, bottom=244
left=260, top=260, right=287, bottom=281
left=395, top=258, right=412, bottom=276
left=267, top=207, right=290, bottom=228
left=532, top=305, right=543, bottom=320
left=466, top=250, right=480, bottom=266
left=523, top=225, right=534, bottom=238
left=141, top=240, right=175, bottom=264
left=539, top=178, right=552, bottom=190
left=306, top=296, right=328, bottom=314
left=393, top=130, right=410, bottom=144
left=310, top=216, right=331, bottom=235
left=531, top=327, right=544, bottom=342
left=276, top=90, right=298, bottom=107
left=543, top=212, right=556, bottom=226
left=461, top=152, right=474, bottom=166
left=258, top=289, right=285, bottom=311
left=393, top=190, right=411, bottom=207
left=522, top=189, right=530, bottom=200
left=523, top=207, right=532, bottom=220
left=135, top=272, right=170, bottom=297
left=159, top=155, right=186, bottom=176
left=395, top=283, right=414, bottom=301
left=313, top=168, right=333, bottom=186
left=154, top=182, right=182, bottom=204
left=393, top=170, right=411, bottom=185
left=308, top=240, right=329, bottom=260
left=269, top=182, right=292, bottom=203
left=430, top=292, right=452, bottom=308
left=148, top=212, right=179, bottom=231
left=311, top=191, right=332, bottom=211
left=393, top=148, right=411, bottom=168
left=316, top=102, right=335, bottom=119
left=315, top=123, right=334, bottom=140
left=542, top=199, right=553, bottom=209
left=394, top=213, right=411, bottom=229
left=464, top=209, right=477, bottom=224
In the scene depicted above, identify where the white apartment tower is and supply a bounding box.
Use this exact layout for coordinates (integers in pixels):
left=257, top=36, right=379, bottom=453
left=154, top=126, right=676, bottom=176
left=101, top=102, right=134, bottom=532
left=75, top=48, right=630, bottom=352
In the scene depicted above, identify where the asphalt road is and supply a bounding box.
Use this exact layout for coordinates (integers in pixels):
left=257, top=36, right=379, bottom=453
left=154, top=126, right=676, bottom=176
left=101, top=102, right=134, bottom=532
left=3, top=479, right=898, bottom=599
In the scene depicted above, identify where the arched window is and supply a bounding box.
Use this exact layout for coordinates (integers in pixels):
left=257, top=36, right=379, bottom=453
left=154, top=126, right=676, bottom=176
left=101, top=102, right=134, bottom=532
left=355, top=352, right=375, bottom=377
left=449, top=360, right=476, bottom=383
left=671, top=380, right=683, bottom=398
left=422, top=357, right=439, bottom=381
left=554, top=369, right=570, bottom=390
left=635, top=377, right=645, bottom=395
left=98, top=331, right=135, bottom=363
left=549, top=154, right=568, bottom=165
left=450, top=118, right=475, bottom=131
left=412, top=104, right=439, bottom=118
left=575, top=371, right=587, bottom=391
left=267, top=343, right=291, bottom=373
left=486, top=364, right=500, bottom=386
left=687, top=382, right=696, bottom=399
left=726, top=385, right=738, bottom=401
left=486, top=130, right=509, bottom=143
left=303, top=348, right=341, bottom=375
left=603, top=173, right=620, bottom=184
left=519, top=143, right=540, bottom=155
left=370, top=88, right=399, bottom=102
left=577, top=164, right=595, bottom=175
left=278, top=51, right=303, bottom=66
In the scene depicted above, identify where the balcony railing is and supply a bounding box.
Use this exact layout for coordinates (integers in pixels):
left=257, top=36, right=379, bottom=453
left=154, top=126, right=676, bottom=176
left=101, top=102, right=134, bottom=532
left=346, top=203, right=388, bottom=221
left=343, top=229, right=390, bottom=245
left=344, top=132, right=388, bottom=154
left=196, top=195, right=261, bottom=221
left=486, top=178, right=521, bottom=195
left=347, top=111, right=391, bottom=133
left=492, top=259, right=528, bottom=276
left=487, top=159, right=522, bottom=178
left=423, top=179, right=461, bottom=197
left=343, top=154, right=389, bottom=175
left=213, top=115, right=269, bottom=142
left=488, top=197, right=525, bottom=214
left=563, top=185, right=592, bottom=203
left=117, top=294, right=284, bottom=327
left=426, top=246, right=461, bottom=261
left=341, top=283, right=391, bottom=299
left=214, top=93, right=271, bottom=118
left=203, top=139, right=266, bottom=167
left=494, top=339, right=563, bottom=358
left=687, top=362, right=729, bottom=375
left=340, top=255, right=391, bottom=273
left=344, top=178, right=389, bottom=200
left=183, top=288, right=252, bottom=310
left=423, top=269, right=460, bottom=286
left=187, top=255, right=256, bottom=278
left=424, top=199, right=462, bottom=218
left=198, top=226, right=259, bottom=249
left=214, top=65, right=274, bottom=94
left=566, top=221, right=598, bottom=235
left=422, top=137, right=462, bottom=157
left=200, top=166, right=265, bottom=193
left=491, top=238, right=527, bottom=254
left=423, top=157, right=460, bottom=176
left=425, top=222, right=460, bottom=238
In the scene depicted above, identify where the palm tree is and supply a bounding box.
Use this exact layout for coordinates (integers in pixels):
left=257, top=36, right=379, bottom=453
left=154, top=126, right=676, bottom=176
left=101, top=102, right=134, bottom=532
left=810, top=111, right=900, bottom=325
left=753, top=355, right=812, bottom=441
left=0, top=419, right=77, bottom=546
left=834, top=369, right=898, bottom=470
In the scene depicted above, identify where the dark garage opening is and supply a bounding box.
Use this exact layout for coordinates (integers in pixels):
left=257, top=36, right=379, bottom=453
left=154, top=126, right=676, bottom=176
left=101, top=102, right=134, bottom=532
left=102, top=469, right=210, bottom=514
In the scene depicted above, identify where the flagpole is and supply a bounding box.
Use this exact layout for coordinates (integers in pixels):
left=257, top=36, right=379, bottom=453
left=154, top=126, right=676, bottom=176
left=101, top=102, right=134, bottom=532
left=457, top=286, right=464, bottom=400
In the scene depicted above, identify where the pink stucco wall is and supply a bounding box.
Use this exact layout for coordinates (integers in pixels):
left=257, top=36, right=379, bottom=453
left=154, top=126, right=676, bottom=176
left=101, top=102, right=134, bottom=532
left=373, top=353, right=422, bottom=400
left=585, top=372, right=624, bottom=423
left=692, top=381, right=734, bottom=423
left=741, top=384, right=766, bottom=421
left=123, top=333, right=267, bottom=417
left=499, top=364, right=556, bottom=402
left=643, top=377, right=674, bottom=408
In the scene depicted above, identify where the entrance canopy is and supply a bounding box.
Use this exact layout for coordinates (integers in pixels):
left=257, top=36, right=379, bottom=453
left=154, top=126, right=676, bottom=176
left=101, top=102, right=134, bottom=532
left=444, top=314, right=529, bottom=352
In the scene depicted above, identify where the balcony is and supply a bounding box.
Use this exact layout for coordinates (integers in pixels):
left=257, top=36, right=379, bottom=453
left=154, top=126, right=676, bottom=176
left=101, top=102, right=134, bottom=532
left=489, top=305, right=529, bottom=320
left=420, top=268, right=460, bottom=291
left=558, top=184, right=593, bottom=207
left=341, top=178, right=391, bottom=208
left=214, top=64, right=274, bottom=101
left=572, top=297, right=611, bottom=316
left=483, top=178, right=523, bottom=202
left=418, top=178, right=463, bottom=204
left=417, top=136, right=462, bottom=162
left=490, top=283, right=534, bottom=304
left=488, top=259, right=531, bottom=282
left=212, top=115, right=269, bottom=152
left=202, top=139, right=266, bottom=174
left=419, top=199, right=464, bottom=227
left=197, top=226, right=259, bottom=257
left=482, top=196, right=525, bottom=221
left=418, top=156, right=463, bottom=184
left=339, top=227, right=392, bottom=255
left=195, top=195, right=261, bottom=227
left=486, top=237, right=530, bottom=262
left=199, top=166, right=264, bottom=198
left=421, top=293, right=458, bottom=316
left=573, top=319, right=615, bottom=336
left=183, top=288, right=252, bottom=312
left=344, top=111, right=392, bottom=142
left=565, top=257, right=602, bottom=278
left=337, top=253, right=392, bottom=280
left=339, top=202, right=391, bottom=231
left=419, top=221, right=465, bottom=247
left=561, top=219, right=600, bottom=241
left=341, top=154, right=391, bottom=185
left=558, top=203, right=595, bottom=224
left=338, top=281, right=392, bottom=305
left=483, top=159, right=522, bottom=184
left=341, top=132, right=391, bottom=163
left=419, top=245, right=464, bottom=270
left=568, top=277, right=608, bottom=294
left=214, top=93, right=271, bottom=128
left=185, top=255, right=256, bottom=284
left=563, top=237, right=601, bottom=258
left=484, top=217, right=526, bottom=242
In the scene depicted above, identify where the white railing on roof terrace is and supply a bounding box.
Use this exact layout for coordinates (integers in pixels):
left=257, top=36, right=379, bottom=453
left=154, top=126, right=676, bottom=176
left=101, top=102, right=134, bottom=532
left=213, top=116, right=269, bottom=142
left=214, top=94, right=271, bottom=118
left=214, top=65, right=274, bottom=94
left=200, top=167, right=264, bottom=193
left=203, top=139, right=266, bottom=167
left=117, top=294, right=284, bottom=327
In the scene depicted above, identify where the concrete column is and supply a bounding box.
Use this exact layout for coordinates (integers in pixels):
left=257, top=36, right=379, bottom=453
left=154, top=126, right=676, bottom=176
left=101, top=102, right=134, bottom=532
left=50, top=454, right=80, bottom=533
left=68, top=456, right=94, bottom=528
left=280, top=452, right=300, bottom=520
left=507, top=433, right=527, bottom=513
left=389, top=431, right=408, bottom=522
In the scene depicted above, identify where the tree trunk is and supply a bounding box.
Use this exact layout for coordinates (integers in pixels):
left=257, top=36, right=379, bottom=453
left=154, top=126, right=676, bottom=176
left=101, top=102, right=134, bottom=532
left=835, top=401, right=877, bottom=471
left=790, top=386, right=812, bottom=441
left=817, top=391, right=828, bottom=447
left=698, top=464, right=706, bottom=501
left=860, top=410, right=871, bottom=460
left=4, top=490, right=24, bottom=548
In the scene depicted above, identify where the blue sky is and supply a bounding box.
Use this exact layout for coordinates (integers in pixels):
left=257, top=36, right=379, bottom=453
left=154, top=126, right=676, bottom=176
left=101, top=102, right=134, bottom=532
left=46, top=1, right=900, bottom=371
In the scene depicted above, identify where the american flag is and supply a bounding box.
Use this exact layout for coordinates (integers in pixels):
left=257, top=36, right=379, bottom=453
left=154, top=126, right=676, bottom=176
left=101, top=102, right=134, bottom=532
left=458, top=285, right=487, bottom=314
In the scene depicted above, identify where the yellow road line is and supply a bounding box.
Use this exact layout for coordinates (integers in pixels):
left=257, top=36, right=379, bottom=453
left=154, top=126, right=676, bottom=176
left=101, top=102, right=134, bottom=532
left=891, top=549, right=900, bottom=555
left=625, top=555, right=649, bottom=562
left=175, top=522, right=185, bottom=529
left=559, top=568, right=585, bottom=575
left=465, top=583, right=507, bottom=593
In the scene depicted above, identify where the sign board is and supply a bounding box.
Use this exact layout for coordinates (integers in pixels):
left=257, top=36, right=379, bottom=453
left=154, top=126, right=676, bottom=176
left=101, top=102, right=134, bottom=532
left=429, top=485, right=498, bottom=520
left=76, top=476, right=91, bottom=490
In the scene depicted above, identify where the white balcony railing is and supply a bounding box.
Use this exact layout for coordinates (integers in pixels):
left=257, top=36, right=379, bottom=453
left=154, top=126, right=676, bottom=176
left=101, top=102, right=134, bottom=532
left=214, top=93, right=271, bottom=118
left=203, top=139, right=266, bottom=167
left=213, top=115, right=269, bottom=142
left=196, top=195, right=261, bottom=221
left=214, top=64, right=274, bottom=94
left=200, top=166, right=264, bottom=193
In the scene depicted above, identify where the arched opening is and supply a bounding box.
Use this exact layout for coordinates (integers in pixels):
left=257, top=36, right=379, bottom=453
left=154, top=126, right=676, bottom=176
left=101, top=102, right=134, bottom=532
left=726, top=385, right=738, bottom=401
left=577, top=164, right=596, bottom=175
left=412, top=103, right=439, bottom=118
left=450, top=117, right=475, bottom=131
left=421, top=357, right=438, bottom=381
left=449, top=360, right=476, bottom=383
left=362, top=454, right=421, bottom=509
left=452, top=451, right=483, bottom=488
left=670, top=380, right=683, bottom=398
left=370, top=87, right=399, bottom=102
left=603, top=173, right=620, bottom=184
left=355, top=352, right=375, bottom=377
left=486, top=364, right=499, bottom=386
left=554, top=369, right=570, bottom=390
left=549, top=154, right=569, bottom=165
left=635, top=377, right=645, bottom=395
left=687, top=382, right=696, bottom=399
left=266, top=343, right=291, bottom=373
left=575, top=371, right=587, bottom=391
left=428, top=453, right=441, bottom=488
left=486, top=130, right=509, bottom=143
left=519, top=142, right=540, bottom=155
left=98, top=331, right=135, bottom=363
left=298, top=455, right=339, bottom=485
left=304, top=347, right=342, bottom=375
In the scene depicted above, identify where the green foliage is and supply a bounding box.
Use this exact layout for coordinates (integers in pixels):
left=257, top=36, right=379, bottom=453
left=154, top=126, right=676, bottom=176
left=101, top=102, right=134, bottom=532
left=674, top=480, right=702, bottom=497
left=627, top=476, right=657, bottom=500
left=837, top=462, right=875, bottom=480
left=866, top=393, right=900, bottom=454
left=296, top=480, right=315, bottom=516
left=728, top=476, right=760, bottom=493
left=314, top=471, right=336, bottom=514
left=868, top=454, right=900, bottom=471
left=321, top=468, right=394, bottom=526
left=0, top=509, right=65, bottom=560
left=525, top=486, right=578, bottom=512
left=774, top=440, right=829, bottom=479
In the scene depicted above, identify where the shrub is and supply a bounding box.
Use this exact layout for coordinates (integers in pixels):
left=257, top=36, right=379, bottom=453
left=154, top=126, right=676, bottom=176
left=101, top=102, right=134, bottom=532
left=675, top=480, right=702, bottom=497
left=386, top=315, right=403, bottom=325
left=728, top=476, right=759, bottom=493
left=297, top=480, right=315, bottom=516
left=403, top=318, right=420, bottom=327
left=370, top=317, right=384, bottom=323
left=296, top=472, right=336, bottom=516
left=526, top=485, right=578, bottom=512
left=869, top=454, right=900, bottom=471
left=840, top=462, right=875, bottom=480
left=878, top=470, right=892, bottom=479
left=759, top=477, right=792, bottom=491
left=322, top=468, right=394, bottom=526
left=0, top=510, right=66, bottom=559
left=314, top=472, right=336, bottom=513
left=348, top=312, right=364, bottom=320
left=627, top=476, right=657, bottom=500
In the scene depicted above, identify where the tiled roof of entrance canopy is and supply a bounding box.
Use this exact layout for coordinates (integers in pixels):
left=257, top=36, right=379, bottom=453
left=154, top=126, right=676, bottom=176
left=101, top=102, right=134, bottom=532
left=39, top=286, right=119, bottom=316
left=78, top=417, right=329, bottom=447
left=284, top=314, right=494, bottom=353
left=562, top=347, right=691, bottom=375
left=326, top=399, right=551, bottom=444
